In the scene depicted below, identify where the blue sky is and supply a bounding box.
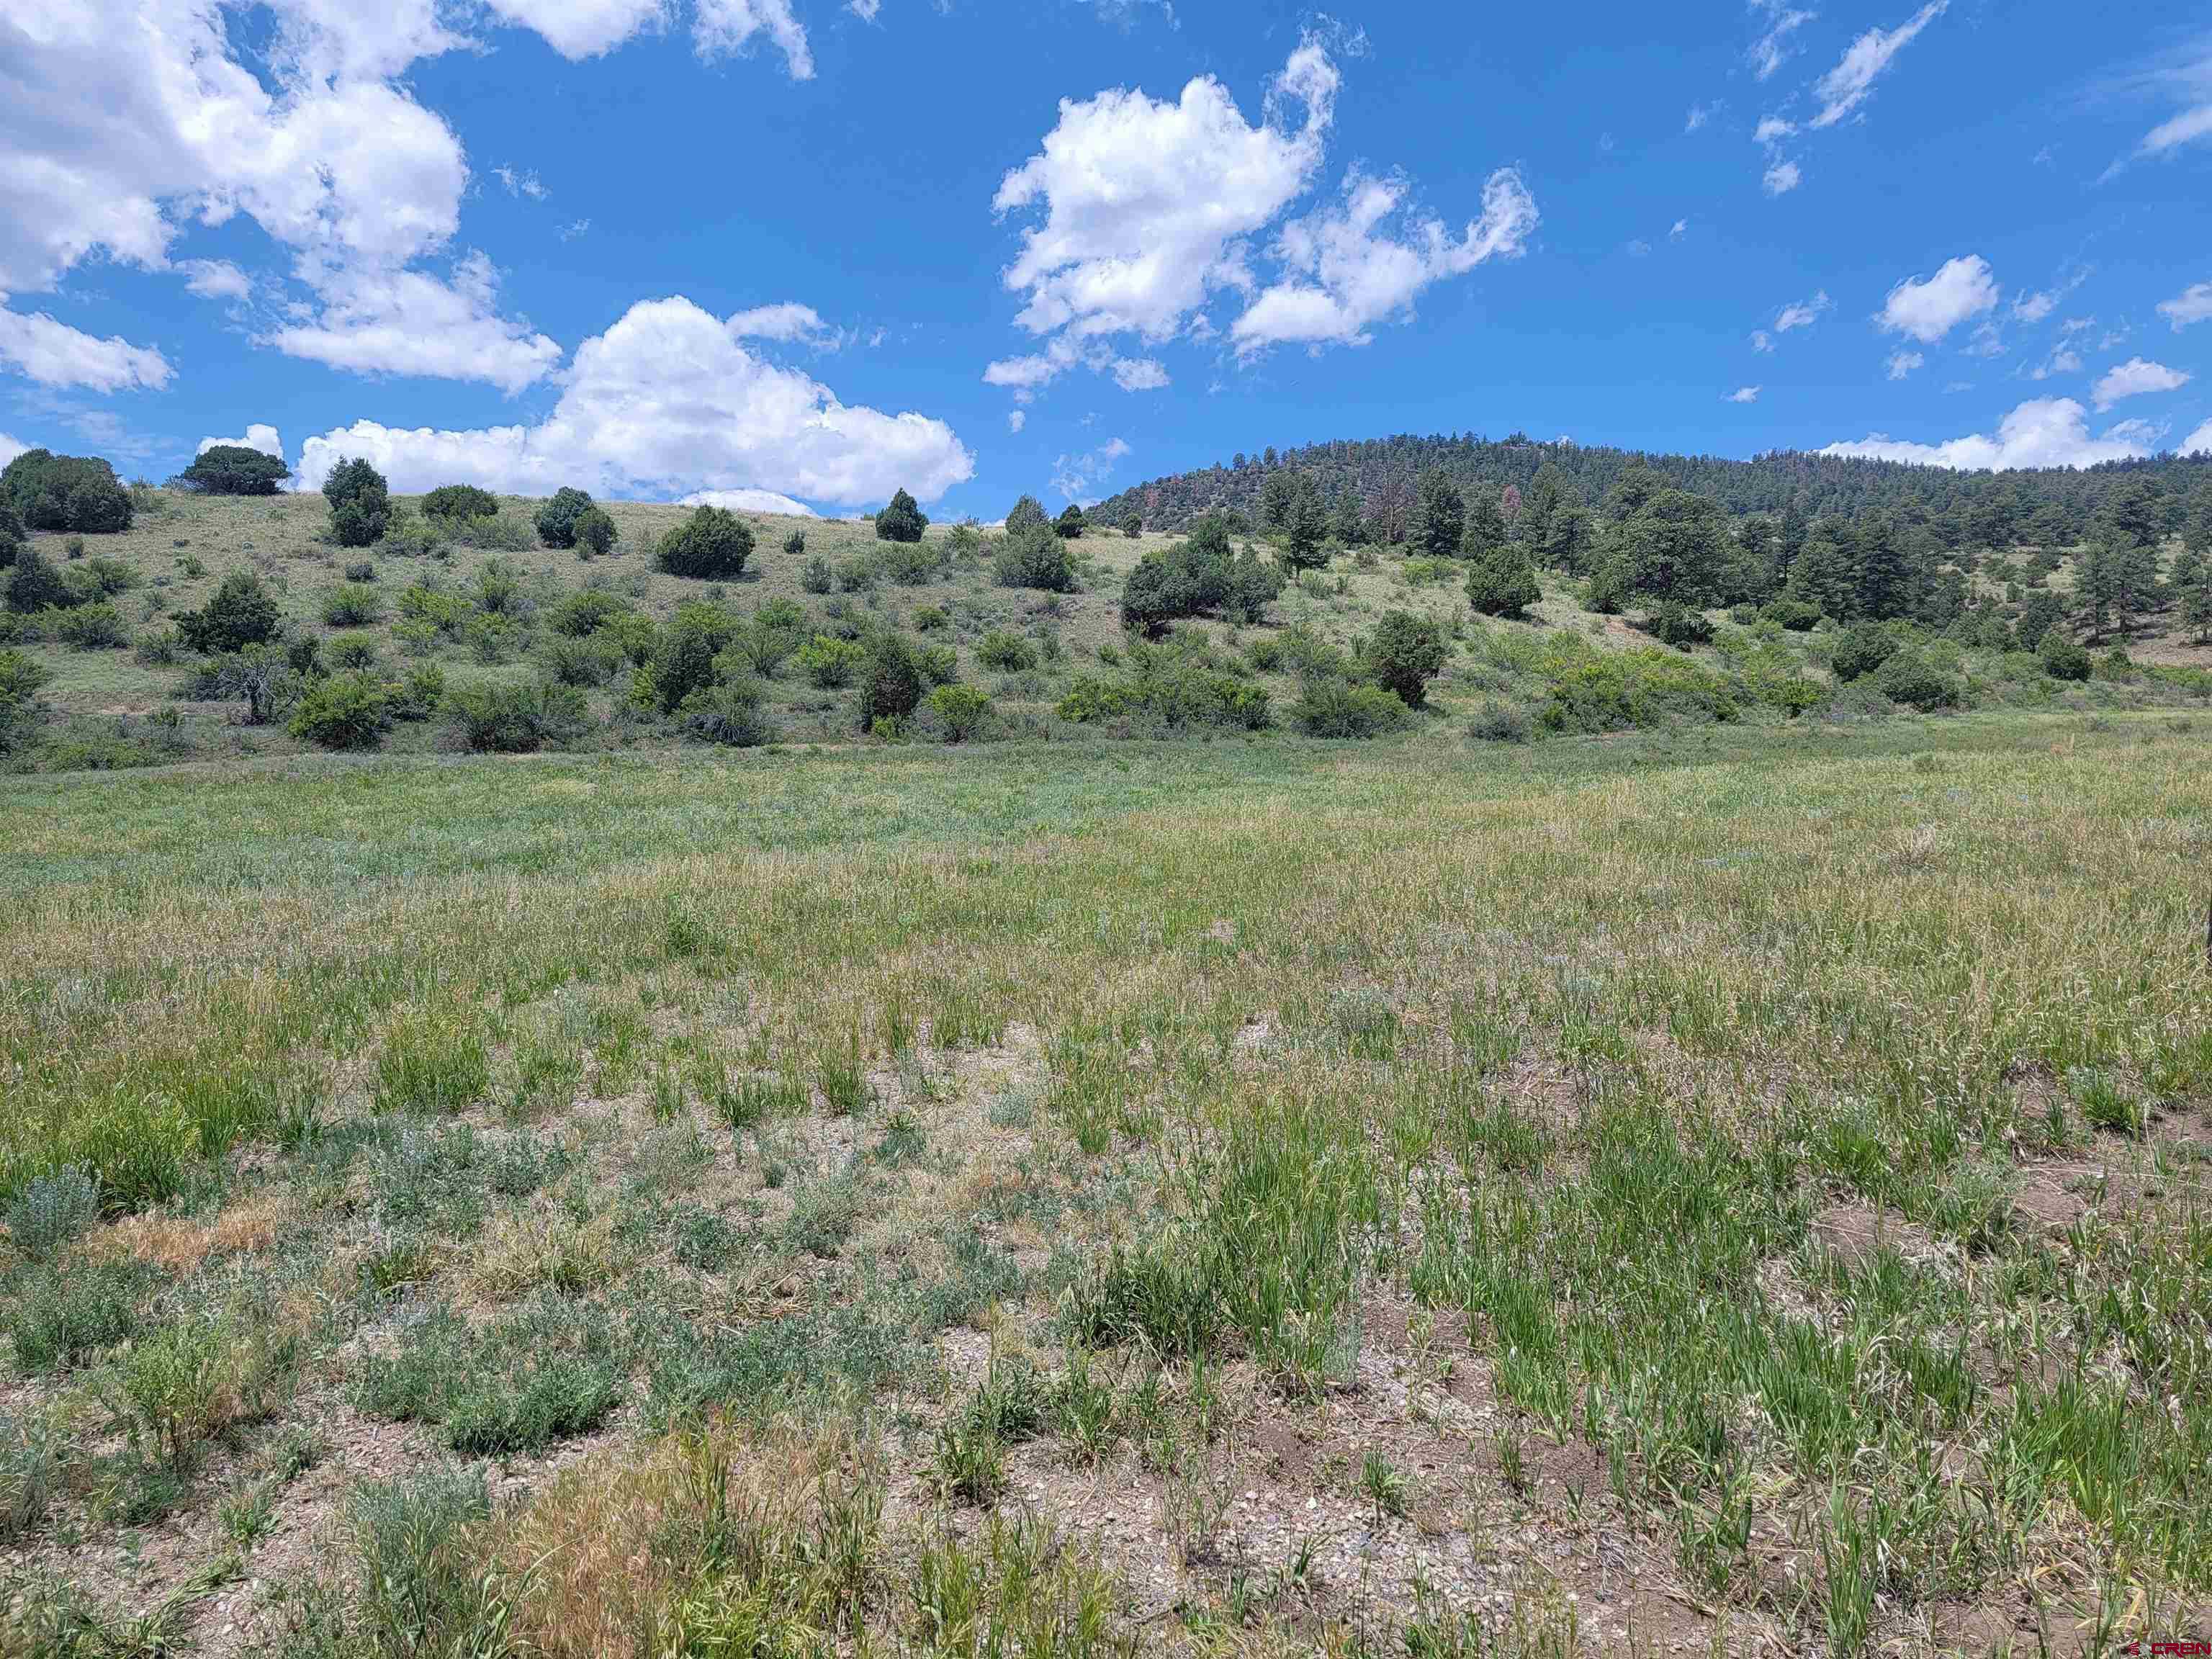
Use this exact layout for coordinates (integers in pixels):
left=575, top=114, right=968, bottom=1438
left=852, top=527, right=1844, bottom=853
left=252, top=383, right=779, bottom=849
left=3, top=0, right=2210, bottom=518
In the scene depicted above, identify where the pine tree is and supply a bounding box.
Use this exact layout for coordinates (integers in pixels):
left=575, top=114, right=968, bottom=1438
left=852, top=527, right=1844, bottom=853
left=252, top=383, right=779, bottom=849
left=1282, top=478, right=1331, bottom=571
left=1416, top=469, right=1464, bottom=559
left=1332, top=488, right=1366, bottom=547
left=1461, top=490, right=1506, bottom=561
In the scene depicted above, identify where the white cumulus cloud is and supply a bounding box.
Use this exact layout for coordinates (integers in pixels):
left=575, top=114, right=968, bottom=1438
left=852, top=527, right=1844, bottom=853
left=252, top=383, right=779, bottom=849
left=1231, top=167, right=1537, bottom=356
left=269, top=253, right=562, bottom=392
left=1820, top=396, right=2154, bottom=469
left=2159, top=282, right=2212, bottom=329
left=679, top=487, right=816, bottom=516
left=0, top=307, right=171, bottom=391
left=1725, top=386, right=1761, bottom=403
left=2091, top=356, right=2190, bottom=411
left=693, top=0, right=814, bottom=76
left=0, top=433, right=27, bottom=469
left=295, top=295, right=971, bottom=510
left=2183, top=418, right=2212, bottom=456
left=727, top=302, right=834, bottom=342
left=1762, top=158, right=1802, bottom=195
left=179, top=260, right=253, bottom=302
left=1878, top=254, right=1997, bottom=343
left=1773, top=289, right=1832, bottom=333
left=1886, top=350, right=1923, bottom=379
left=197, top=425, right=284, bottom=459
left=485, top=0, right=673, bottom=60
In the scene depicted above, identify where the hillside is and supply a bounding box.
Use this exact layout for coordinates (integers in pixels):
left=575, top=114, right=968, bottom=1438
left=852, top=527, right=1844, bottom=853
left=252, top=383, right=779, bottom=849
left=1094, top=431, right=2212, bottom=538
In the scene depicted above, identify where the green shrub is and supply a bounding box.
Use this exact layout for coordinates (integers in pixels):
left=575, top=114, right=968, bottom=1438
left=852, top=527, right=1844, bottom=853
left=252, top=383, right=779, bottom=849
left=1830, top=622, right=1898, bottom=682
left=1469, top=700, right=1532, bottom=742
left=323, top=457, right=391, bottom=547
left=798, top=633, right=864, bottom=688
left=344, top=559, right=377, bottom=583
left=441, top=678, right=590, bottom=752
left=176, top=568, right=282, bottom=653
left=1873, top=649, right=1959, bottom=711
left=1762, top=597, right=1822, bottom=631
left=534, top=486, right=595, bottom=549
left=289, top=673, right=392, bottom=750
left=834, top=554, right=876, bottom=593
left=800, top=556, right=833, bottom=594
left=976, top=628, right=1038, bottom=671
left=48, top=601, right=127, bottom=649
left=5, top=547, right=71, bottom=614
left=1642, top=601, right=1714, bottom=649
left=875, top=487, right=928, bottom=544
left=914, top=604, right=950, bottom=632
left=918, top=643, right=958, bottom=685
left=2038, top=629, right=2091, bottom=681
left=389, top=665, right=446, bottom=722
left=354, top=1295, right=621, bottom=1455
left=656, top=506, right=753, bottom=580
left=1541, top=644, right=1739, bottom=734
left=540, top=632, right=624, bottom=687
left=1056, top=504, right=1086, bottom=540
left=928, top=683, right=992, bottom=742
left=4, top=1259, right=144, bottom=1372
left=1292, top=678, right=1406, bottom=738
left=1465, top=545, right=1541, bottom=618
left=1005, top=495, right=1049, bottom=536
left=548, top=588, right=632, bottom=638
left=1364, top=611, right=1447, bottom=707
left=859, top=633, right=925, bottom=724
left=447, top=513, right=536, bottom=552
left=992, top=525, right=1076, bottom=593
left=419, top=484, right=500, bottom=522
left=572, top=505, right=616, bottom=558
left=2, top=449, right=132, bottom=533
left=4, top=1166, right=101, bottom=1258
left=0, top=648, right=48, bottom=755
left=174, top=445, right=289, bottom=496
left=783, top=529, right=806, bottom=558
left=323, top=583, right=384, bottom=626
left=680, top=679, right=777, bottom=747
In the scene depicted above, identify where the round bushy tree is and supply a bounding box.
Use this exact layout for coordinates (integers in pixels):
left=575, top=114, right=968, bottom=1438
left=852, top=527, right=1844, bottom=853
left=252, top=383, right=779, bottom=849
left=1830, top=621, right=1898, bottom=683
left=655, top=506, right=754, bottom=579
left=572, top=505, right=617, bottom=558
left=860, top=633, right=925, bottom=724
left=534, top=487, right=595, bottom=548
left=1005, top=495, right=1049, bottom=536
left=1367, top=611, right=1447, bottom=707
left=289, top=673, right=392, bottom=750
left=1466, top=544, right=1540, bottom=618
left=1055, top=505, right=1086, bottom=540
left=875, top=488, right=929, bottom=544
left=176, top=568, right=282, bottom=654
left=4, top=546, right=70, bottom=614
left=991, top=525, right=1075, bottom=592
left=421, top=484, right=499, bottom=521
left=3, top=450, right=132, bottom=534
left=1874, top=649, right=1959, bottom=711
left=2038, top=628, right=2091, bottom=681
left=175, top=445, right=289, bottom=496
left=322, top=457, right=390, bottom=548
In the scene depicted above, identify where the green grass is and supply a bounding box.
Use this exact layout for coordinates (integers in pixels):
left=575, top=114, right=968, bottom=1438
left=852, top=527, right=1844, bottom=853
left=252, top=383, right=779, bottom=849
left=1, top=711, right=2208, bottom=1653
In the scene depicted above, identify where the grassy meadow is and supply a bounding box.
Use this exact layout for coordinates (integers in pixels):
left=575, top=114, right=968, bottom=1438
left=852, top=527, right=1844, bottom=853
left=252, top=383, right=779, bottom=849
left=2, top=711, right=2209, bottom=1656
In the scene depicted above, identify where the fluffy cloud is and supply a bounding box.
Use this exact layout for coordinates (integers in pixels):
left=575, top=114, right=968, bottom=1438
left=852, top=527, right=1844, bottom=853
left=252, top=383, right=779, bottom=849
left=198, top=425, right=284, bottom=459
left=680, top=487, right=816, bottom=516
left=295, top=296, right=971, bottom=508
left=0, top=307, right=172, bottom=391
left=728, top=302, right=833, bottom=342
left=1886, top=350, right=1923, bottom=379
left=694, top=0, right=814, bottom=78
left=1007, top=410, right=1027, bottom=433
left=993, top=42, right=1336, bottom=346
left=1725, top=386, right=1761, bottom=403
left=180, top=260, right=253, bottom=302
left=1231, top=168, right=1537, bottom=355
left=1762, top=158, right=1802, bottom=195
left=2012, top=290, right=2056, bottom=323
left=0, top=432, right=27, bottom=468
left=1684, top=104, right=1717, bottom=133
left=1810, top=1, right=1947, bottom=128
left=270, top=253, right=562, bottom=392
left=2028, top=346, right=2082, bottom=382
left=2185, top=418, right=2212, bottom=457
left=2159, top=282, right=2212, bottom=329
left=2091, top=356, right=2191, bottom=411
left=1878, top=254, right=1997, bottom=343
left=485, top=0, right=673, bottom=60
left=989, top=38, right=1529, bottom=392
left=1111, top=358, right=1171, bottom=390
left=1820, top=397, right=2153, bottom=469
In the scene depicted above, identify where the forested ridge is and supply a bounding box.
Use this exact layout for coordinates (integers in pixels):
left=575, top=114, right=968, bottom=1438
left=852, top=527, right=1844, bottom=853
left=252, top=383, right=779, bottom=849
left=1094, top=432, right=2212, bottom=544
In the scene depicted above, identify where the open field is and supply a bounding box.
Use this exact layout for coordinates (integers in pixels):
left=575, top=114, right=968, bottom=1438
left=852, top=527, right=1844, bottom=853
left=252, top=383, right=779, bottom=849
left=3, top=714, right=2209, bottom=1655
